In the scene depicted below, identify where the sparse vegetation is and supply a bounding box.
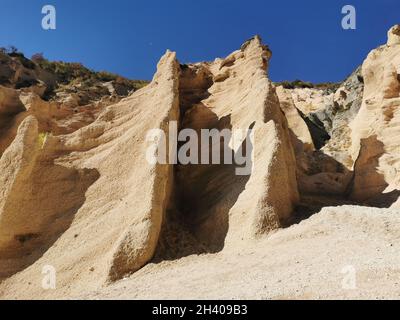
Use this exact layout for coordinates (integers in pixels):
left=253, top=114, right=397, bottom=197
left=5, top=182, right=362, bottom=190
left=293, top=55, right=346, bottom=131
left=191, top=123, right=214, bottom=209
left=95, top=71, right=120, bottom=82
left=38, top=132, right=49, bottom=149
left=276, top=79, right=314, bottom=89
left=38, top=60, right=93, bottom=84
left=275, top=79, right=340, bottom=92
left=313, top=82, right=341, bottom=91
left=36, top=58, right=148, bottom=91
left=0, top=46, right=36, bottom=69
left=1, top=47, right=149, bottom=94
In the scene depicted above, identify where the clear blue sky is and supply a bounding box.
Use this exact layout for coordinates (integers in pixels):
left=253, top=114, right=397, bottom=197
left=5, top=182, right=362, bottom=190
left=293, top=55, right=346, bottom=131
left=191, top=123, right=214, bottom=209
left=0, top=0, right=398, bottom=82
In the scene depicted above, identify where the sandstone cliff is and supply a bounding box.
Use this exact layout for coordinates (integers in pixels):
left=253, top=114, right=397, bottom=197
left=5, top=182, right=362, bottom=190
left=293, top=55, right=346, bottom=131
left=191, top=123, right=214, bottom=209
left=0, top=26, right=399, bottom=300
left=350, top=25, right=400, bottom=206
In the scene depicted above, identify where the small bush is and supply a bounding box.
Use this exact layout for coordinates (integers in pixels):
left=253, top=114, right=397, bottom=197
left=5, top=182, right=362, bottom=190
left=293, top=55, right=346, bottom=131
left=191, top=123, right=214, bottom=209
left=31, top=53, right=45, bottom=63
left=95, top=71, right=118, bottom=82
left=8, top=51, right=36, bottom=69
left=38, top=132, right=49, bottom=149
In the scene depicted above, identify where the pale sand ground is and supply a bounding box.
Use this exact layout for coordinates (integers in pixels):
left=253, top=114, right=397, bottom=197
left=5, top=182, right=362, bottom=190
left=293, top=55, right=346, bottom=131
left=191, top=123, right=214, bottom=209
left=81, top=206, right=400, bottom=300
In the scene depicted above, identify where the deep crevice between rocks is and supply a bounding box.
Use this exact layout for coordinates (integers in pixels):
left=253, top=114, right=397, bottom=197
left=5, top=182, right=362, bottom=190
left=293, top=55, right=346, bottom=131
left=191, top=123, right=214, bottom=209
left=154, top=63, right=216, bottom=262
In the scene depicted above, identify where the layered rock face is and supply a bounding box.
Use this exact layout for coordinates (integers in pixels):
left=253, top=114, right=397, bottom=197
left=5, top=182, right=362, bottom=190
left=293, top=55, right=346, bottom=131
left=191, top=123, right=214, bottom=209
left=0, top=37, right=301, bottom=297
left=173, top=37, right=299, bottom=252
left=350, top=25, right=400, bottom=206
left=275, top=86, right=315, bottom=153
left=0, top=25, right=399, bottom=299
left=286, top=68, right=363, bottom=167
left=277, top=25, right=400, bottom=209
left=0, top=51, right=179, bottom=295
left=277, top=76, right=361, bottom=200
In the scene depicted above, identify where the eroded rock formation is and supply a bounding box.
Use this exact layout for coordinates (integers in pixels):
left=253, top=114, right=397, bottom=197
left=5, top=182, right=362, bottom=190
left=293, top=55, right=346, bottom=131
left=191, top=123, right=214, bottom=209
left=350, top=25, right=400, bottom=206
left=0, top=51, right=179, bottom=295
left=171, top=37, right=299, bottom=253
left=0, top=25, right=399, bottom=299
left=0, top=36, right=301, bottom=297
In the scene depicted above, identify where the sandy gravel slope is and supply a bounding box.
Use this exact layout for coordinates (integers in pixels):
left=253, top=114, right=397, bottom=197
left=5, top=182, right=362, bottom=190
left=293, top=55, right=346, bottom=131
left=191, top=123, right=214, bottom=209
left=82, top=206, right=400, bottom=300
